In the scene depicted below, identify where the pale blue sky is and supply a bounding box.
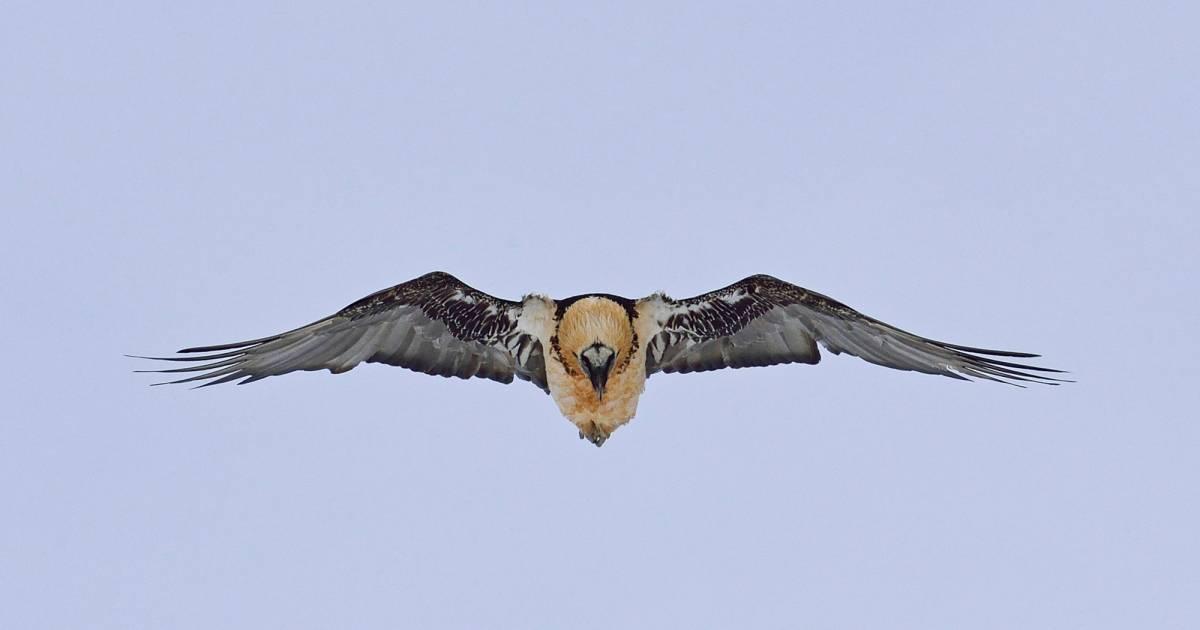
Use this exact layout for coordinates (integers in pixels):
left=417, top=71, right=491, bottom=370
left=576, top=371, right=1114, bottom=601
left=3, top=2, right=1198, bottom=628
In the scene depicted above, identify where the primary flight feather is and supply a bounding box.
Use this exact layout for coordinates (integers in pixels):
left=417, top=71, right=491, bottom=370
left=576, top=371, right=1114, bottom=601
left=136, top=272, right=1067, bottom=446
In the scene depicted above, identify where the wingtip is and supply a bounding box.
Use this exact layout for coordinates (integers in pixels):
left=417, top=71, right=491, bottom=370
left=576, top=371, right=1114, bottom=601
left=941, top=342, right=1043, bottom=358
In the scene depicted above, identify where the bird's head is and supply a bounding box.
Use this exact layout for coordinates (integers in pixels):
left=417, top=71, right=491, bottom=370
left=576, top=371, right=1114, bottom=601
left=579, top=342, right=616, bottom=400
left=557, top=296, right=635, bottom=400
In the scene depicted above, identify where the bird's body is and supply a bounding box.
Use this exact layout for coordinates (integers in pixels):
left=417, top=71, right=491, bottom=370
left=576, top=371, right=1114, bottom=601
left=543, top=296, right=647, bottom=443
left=137, top=272, right=1066, bottom=446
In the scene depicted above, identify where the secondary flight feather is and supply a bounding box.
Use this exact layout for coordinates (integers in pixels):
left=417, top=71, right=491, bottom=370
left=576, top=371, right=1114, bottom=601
left=135, top=272, right=1068, bottom=446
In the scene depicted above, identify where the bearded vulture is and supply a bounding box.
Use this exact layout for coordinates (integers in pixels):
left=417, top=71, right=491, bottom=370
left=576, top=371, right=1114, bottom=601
left=135, top=272, right=1067, bottom=446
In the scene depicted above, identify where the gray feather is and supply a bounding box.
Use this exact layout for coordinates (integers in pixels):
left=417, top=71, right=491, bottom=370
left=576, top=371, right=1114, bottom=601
left=135, top=271, right=549, bottom=391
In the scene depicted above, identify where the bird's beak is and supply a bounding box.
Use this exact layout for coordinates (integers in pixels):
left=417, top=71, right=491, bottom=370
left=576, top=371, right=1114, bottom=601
left=588, top=368, right=608, bottom=401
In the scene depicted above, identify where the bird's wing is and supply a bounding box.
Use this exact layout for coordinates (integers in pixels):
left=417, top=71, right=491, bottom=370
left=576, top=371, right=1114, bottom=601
left=638, top=274, right=1067, bottom=386
left=135, top=271, right=549, bottom=391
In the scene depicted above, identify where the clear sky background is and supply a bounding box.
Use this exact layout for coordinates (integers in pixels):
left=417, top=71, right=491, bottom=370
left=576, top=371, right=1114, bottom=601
left=3, top=2, right=1197, bottom=628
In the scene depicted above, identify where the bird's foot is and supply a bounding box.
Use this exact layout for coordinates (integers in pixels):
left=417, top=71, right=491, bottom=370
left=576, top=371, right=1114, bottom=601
left=577, top=426, right=609, bottom=448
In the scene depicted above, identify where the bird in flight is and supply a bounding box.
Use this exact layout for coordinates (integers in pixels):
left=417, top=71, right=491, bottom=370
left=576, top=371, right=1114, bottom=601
left=136, top=272, right=1067, bottom=446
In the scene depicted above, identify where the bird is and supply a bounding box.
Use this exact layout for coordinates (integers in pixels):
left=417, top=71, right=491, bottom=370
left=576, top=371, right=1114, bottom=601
left=135, top=271, right=1067, bottom=446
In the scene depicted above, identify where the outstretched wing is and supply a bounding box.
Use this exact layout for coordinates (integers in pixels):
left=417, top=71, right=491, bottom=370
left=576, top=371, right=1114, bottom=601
left=135, top=271, right=548, bottom=391
left=639, top=274, right=1067, bottom=386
